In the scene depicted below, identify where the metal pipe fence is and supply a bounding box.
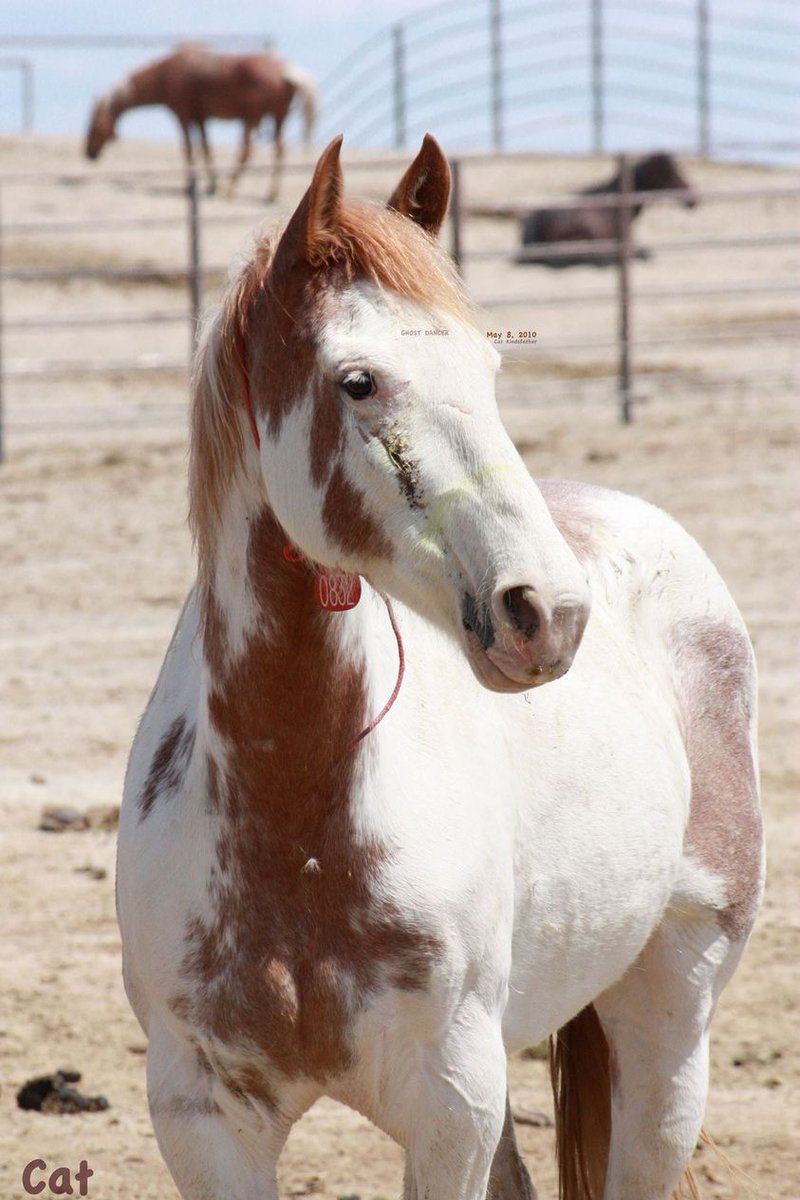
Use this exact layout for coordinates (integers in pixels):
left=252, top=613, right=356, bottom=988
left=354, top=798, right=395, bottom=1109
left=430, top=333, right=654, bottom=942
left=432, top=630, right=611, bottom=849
left=0, top=57, right=34, bottom=133
left=0, top=151, right=797, bottom=458
left=316, top=0, right=800, bottom=162
left=2, top=6, right=798, bottom=163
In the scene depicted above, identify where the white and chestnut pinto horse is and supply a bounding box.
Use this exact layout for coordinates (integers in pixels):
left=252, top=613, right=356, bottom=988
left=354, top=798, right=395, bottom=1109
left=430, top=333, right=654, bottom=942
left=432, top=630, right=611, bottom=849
left=118, top=135, right=763, bottom=1200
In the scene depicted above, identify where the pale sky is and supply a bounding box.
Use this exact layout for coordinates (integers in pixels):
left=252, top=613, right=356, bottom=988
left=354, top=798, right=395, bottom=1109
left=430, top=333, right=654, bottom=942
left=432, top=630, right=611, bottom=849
left=1, top=0, right=797, bottom=161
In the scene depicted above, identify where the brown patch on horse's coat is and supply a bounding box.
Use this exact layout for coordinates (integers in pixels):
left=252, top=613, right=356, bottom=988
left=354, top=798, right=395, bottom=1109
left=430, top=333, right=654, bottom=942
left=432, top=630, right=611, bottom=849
left=213, top=1058, right=278, bottom=1114
left=322, top=462, right=392, bottom=559
left=171, top=507, right=440, bottom=1092
left=154, top=1096, right=223, bottom=1118
left=672, top=618, right=762, bottom=940
left=198, top=585, right=231, bottom=682
left=204, top=753, right=223, bottom=816
left=309, top=374, right=346, bottom=488
left=139, top=716, right=195, bottom=820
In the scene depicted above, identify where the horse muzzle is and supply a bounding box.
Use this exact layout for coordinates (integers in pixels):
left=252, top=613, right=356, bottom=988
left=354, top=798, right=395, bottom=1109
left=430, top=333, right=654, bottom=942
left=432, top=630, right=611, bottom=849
left=462, top=583, right=590, bottom=693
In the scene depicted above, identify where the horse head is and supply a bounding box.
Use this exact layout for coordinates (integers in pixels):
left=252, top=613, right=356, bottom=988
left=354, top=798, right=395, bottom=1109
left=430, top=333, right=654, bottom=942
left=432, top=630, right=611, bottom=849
left=190, top=135, right=591, bottom=693
left=635, top=153, right=698, bottom=208
left=85, top=95, right=118, bottom=160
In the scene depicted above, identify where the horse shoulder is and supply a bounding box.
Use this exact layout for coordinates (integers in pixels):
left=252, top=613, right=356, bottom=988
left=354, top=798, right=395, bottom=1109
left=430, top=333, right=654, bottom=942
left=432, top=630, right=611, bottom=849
left=121, top=589, right=202, bottom=827
left=538, top=479, right=763, bottom=938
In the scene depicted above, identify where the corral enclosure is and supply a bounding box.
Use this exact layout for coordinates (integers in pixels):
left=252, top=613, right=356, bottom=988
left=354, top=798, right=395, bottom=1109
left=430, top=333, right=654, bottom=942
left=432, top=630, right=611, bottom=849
left=0, top=133, right=799, bottom=1199
left=1, top=136, right=798, bottom=441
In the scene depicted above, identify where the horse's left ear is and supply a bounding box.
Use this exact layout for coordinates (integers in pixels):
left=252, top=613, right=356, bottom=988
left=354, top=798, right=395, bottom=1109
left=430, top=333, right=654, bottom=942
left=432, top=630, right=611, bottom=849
left=388, top=134, right=450, bottom=236
left=272, top=135, right=344, bottom=271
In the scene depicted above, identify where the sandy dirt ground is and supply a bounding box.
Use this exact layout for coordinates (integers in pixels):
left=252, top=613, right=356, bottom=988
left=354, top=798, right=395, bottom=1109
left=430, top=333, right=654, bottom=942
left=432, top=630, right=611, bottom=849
left=0, top=136, right=798, bottom=1199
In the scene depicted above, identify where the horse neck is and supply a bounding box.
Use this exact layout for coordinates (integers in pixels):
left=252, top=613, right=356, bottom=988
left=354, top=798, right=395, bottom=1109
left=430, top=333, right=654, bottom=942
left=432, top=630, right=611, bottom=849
left=115, top=60, right=169, bottom=114
left=596, top=173, right=643, bottom=220
left=198, top=492, right=374, bottom=829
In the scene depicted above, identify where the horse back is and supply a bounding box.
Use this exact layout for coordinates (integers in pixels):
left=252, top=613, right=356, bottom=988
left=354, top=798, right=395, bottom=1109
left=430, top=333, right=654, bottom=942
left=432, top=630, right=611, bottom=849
left=162, top=49, right=292, bottom=123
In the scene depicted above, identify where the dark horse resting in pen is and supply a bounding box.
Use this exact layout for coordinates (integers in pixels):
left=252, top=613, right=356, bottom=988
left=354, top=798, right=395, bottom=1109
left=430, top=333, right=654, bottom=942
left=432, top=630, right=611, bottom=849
left=518, top=153, right=697, bottom=266
left=85, top=44, right=316, bottom=200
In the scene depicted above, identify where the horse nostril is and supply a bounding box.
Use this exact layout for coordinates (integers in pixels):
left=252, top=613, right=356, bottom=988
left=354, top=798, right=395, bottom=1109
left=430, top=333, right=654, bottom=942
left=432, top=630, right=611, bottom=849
left=502, top=586, right=541, bottom=640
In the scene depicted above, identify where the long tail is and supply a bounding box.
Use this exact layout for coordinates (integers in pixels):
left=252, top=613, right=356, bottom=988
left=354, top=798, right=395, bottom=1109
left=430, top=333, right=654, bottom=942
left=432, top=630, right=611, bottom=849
left=284, top=64, right=317, bottom=147
left=550, top=1005, right=611, bottom=1200
left=550, top=1005, right=699, bottom=1199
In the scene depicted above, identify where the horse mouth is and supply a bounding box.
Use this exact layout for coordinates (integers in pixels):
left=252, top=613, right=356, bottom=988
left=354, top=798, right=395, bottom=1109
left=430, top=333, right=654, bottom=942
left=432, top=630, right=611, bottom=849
left=461, top=590, right=571, bottom=694
left=462, top=630, right=567, bottom=693
left=462, top=593, right=516, bottom=691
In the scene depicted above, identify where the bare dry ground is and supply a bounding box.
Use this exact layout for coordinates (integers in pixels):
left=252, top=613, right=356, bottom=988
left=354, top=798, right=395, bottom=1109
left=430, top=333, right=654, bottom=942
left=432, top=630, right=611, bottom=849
left=0, top=136, right=798, bottom=1199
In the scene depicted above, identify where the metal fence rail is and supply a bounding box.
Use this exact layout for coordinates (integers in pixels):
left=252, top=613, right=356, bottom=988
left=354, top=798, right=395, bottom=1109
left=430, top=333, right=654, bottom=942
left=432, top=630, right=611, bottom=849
left=0, top=151, right=797, bottom=459
left=316, top=0, right=800, bottom=161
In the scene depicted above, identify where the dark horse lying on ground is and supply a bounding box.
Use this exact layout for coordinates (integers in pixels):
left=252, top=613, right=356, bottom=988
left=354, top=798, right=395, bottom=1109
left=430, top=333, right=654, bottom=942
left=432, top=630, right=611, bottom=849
left=517, top=153, right=697, bottom=266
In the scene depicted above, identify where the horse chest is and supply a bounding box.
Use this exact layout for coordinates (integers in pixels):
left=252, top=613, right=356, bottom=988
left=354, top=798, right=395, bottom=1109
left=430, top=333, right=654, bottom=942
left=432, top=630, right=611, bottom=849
left=169, top=818, right=443, bottom=1088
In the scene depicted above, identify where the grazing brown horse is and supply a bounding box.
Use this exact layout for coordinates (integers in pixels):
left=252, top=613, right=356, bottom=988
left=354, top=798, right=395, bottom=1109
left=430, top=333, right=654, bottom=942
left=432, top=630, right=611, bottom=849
left=85, top=44, right=316, bottom=200
left=518, top=153, right=697, bottom=266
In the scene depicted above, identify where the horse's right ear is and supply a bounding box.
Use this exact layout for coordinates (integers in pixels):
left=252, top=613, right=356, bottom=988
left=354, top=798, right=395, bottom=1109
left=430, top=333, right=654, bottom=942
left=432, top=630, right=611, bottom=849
left=388, top=133, right=450, bottom=236
left=272, top=135, right=344, bottom=271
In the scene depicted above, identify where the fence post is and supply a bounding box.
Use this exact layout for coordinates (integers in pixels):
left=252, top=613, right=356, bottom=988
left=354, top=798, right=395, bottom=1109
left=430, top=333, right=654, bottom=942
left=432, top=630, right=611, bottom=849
left=187, top=171, right=203, bottom=358
left=22, top=60, right=34, bottom=132
left=0, top=182, right=4, bottom=463
left=449, top=157, right=463, bottom=273
left=489, top=0, right=503, bottom=151
left=616, top=154, right=633, bottom=423
left=697, top=0, right=711, bottom=157
left=392, top=24, right=406, bottom=149
left=591, top=0, right=604, bottom=154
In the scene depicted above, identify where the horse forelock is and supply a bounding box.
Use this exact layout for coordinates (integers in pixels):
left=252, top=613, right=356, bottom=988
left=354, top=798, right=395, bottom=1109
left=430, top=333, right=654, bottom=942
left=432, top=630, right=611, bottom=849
left=188, top=200, right=471, bottom=578
left=311, top=200, right=472, bottom=325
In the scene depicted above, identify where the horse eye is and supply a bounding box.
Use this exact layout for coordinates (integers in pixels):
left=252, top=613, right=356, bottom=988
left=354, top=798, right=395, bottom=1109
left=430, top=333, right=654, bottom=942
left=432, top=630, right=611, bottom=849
left=341, top=371, right=375, bottom=400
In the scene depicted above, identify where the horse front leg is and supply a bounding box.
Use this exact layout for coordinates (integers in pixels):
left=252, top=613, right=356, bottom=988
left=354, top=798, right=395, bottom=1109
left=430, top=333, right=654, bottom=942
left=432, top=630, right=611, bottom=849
left=146, top=1022, right=283, bottom=1200
left=486, top=1095, right=538, bottom=1199
left=404, top=1094, right=537, bottom=1200
left=226, top=122, right=253, bottom=199
left=197, top=121, right=217, bottom=195
left=266, top=116, right=285, bottom=204
left=179, top=120, right=197, bottom=194
left=402, top=1004, right=508, bottom=1200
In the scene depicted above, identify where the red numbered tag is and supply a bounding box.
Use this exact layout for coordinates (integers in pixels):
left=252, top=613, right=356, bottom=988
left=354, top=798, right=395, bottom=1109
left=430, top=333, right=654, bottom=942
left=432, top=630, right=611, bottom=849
left=314, top=570, right=362, bottom=611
